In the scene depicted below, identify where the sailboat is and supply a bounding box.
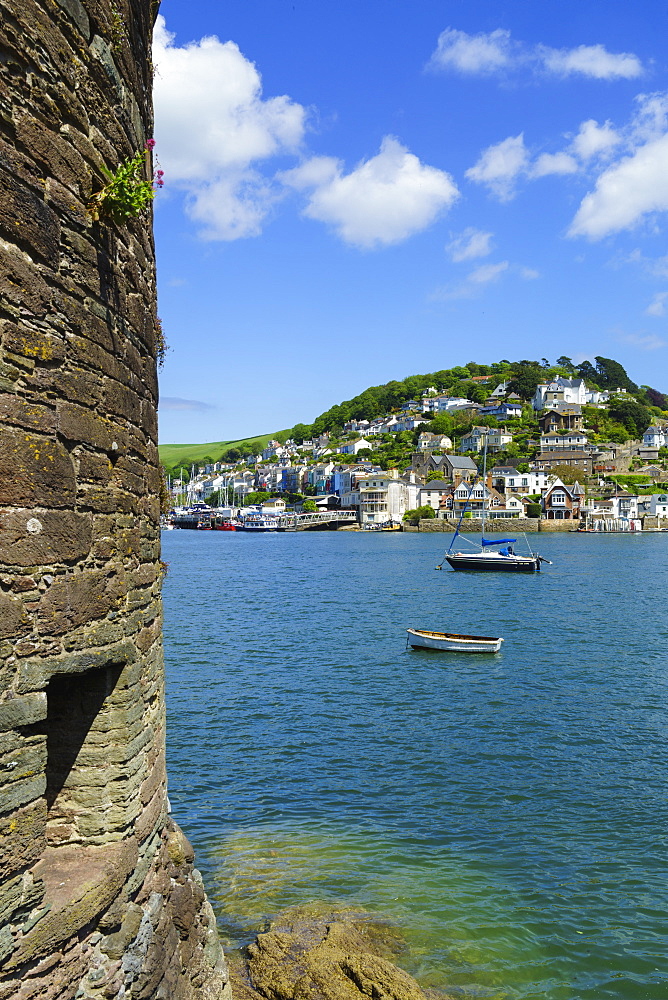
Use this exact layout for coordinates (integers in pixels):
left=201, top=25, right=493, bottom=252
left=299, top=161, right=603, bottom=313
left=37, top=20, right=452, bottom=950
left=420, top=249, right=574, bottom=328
left=440, top=434, right=547, bottom=572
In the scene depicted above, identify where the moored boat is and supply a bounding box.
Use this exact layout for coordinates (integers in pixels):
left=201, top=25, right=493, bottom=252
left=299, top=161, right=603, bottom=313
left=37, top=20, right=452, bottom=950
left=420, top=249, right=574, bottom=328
left=438, top=433, right=549, bottom=573
left=237, top=512, right=280, bottom=532
left=406, top=628, right=504, bottom=653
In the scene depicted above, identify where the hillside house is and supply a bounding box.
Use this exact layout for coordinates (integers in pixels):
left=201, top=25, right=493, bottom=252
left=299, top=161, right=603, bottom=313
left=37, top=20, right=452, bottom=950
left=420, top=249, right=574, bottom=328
left=538, top=403, right=584, bottom=433
left=460, top=426, right=513, bottom=453
left=542, top=480, right=584, bottom=520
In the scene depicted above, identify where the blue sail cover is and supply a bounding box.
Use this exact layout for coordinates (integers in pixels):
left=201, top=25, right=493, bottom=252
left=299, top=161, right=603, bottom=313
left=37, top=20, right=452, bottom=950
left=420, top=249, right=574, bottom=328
left=481, top=538, right=517, bottom=546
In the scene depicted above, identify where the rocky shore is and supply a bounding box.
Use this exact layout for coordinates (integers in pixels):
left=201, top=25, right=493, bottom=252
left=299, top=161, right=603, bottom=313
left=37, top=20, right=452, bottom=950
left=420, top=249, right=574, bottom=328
left=228, top=906, right=450, bottom=1000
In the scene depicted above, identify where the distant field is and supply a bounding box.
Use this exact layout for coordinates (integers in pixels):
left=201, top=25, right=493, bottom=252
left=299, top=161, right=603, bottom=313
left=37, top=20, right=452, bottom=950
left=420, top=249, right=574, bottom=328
left=159, top=433, right=277, bottom=468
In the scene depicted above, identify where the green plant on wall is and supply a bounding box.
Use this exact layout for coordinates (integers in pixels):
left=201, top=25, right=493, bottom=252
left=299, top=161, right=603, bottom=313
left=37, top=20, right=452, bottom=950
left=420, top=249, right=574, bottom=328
left=89, top=140, right=163, bottom=225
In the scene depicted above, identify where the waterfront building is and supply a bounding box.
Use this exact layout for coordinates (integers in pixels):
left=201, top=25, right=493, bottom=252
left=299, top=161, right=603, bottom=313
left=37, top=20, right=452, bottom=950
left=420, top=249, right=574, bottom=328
left=356, top=473, right=419, bottom=526
left=490, top=466, right=551, bottom=495
left=542, top=480, right=584, bottom=520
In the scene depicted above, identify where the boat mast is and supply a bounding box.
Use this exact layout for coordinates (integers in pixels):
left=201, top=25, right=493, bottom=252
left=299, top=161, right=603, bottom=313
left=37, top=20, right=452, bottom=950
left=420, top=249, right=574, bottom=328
left=481, top=432, right=488, bottom=543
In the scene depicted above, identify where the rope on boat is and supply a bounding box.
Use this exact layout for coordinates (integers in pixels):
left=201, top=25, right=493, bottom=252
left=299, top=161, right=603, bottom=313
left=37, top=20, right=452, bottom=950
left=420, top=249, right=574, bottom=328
left=436, top=475, right=481, bottom=569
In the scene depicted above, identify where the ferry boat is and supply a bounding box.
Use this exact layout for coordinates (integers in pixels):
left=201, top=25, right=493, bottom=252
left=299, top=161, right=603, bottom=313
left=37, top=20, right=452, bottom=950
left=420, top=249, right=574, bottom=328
left=237, top=512, right=280, bottom=532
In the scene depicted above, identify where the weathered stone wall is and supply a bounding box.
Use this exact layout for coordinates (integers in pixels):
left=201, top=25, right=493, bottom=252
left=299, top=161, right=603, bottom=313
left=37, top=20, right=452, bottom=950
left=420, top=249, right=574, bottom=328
left=0, top=2, right=229, bottom=997
left=417, top=518, right=542, bottom=532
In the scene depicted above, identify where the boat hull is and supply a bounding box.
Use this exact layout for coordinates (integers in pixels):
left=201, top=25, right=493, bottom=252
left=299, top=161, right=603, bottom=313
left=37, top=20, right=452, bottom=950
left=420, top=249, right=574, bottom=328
left=446, top=553, right=539, bottom=572
left=407, top=629, right=503, bottom=653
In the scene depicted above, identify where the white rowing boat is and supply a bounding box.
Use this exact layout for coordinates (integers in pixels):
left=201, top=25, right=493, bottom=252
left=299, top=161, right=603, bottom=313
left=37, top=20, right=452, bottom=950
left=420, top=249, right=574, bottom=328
left=406, top=628, right=504, bottom=653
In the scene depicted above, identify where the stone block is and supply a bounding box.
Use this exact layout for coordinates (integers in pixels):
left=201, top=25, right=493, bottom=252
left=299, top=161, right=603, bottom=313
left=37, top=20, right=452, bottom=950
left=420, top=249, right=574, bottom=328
left=0, top=428, right=76, bottom=508
left=6, top=839, right=139, bottom=969
left=0, top=394, right=56, bottom=433
left=0, top=509, right=92, bottom=566
left=0, top=773, right=46, bottom=817
left=0, top=165, right=60, bottom=267
left=0, top=692, right=47, bottom=731
left=56, top=400, right=127, bottom=455
left=16, top=638, right=137, bottom=693
left=38, top=568, right=126, bottom=635
left=54, top=0, right=90, bottom=39
left=0, top=799, right=46, bottom=881
left=0, top=590, right=30, bottom=640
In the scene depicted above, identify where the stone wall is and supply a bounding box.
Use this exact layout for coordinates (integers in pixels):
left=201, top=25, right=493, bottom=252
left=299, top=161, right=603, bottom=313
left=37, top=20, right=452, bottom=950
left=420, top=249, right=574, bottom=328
left=415, top=518, right=580, bottom=532
left=417, top=518, right=542, bottom=532
left=0, top=2, right=229, bottom=997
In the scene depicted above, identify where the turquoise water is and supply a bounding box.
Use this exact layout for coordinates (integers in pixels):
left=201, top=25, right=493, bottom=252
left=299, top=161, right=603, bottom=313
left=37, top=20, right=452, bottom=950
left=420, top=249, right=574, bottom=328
left=161, top=530, right=668, bottom=999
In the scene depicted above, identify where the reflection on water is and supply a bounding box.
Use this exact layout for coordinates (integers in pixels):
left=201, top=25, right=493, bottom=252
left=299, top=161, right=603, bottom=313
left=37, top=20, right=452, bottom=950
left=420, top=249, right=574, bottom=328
left=163, top=531, right=668, bottom=1000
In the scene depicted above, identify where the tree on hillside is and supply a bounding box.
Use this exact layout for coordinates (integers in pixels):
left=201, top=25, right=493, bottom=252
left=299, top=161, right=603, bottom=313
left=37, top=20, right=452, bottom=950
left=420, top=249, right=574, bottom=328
left=641, top=386, right=668, bottom=410
left=549, top=465, right=586, bottom=484
left=594, top=357, right=638, bottom=393
left=575, top=360, right=599, bottom=385
left=607, top=397, right=652, bottom=438
left=507, top=361, right=545, bottom=400
left=556, top=356, right=576, bottom=373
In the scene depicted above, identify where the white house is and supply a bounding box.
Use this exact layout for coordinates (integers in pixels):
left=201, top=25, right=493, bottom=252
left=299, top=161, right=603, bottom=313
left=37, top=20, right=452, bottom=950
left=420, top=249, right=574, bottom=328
left=532, top=377, right=617, bottom=411
left=422, top=395, right=479, bottom=414
left=643, top=425, right=667, bottom=449
left=647, top=493, right=668, bottom=518
left=444, top=481, right=525, bottom=519
left=417, top=433, right=453, bottom=452
left=339, top=437, right=374, bottom=455
left=460, top=427, right=513, bottom=453
left=417, top=480, right=453, bottom=512
left=540, top=431, right=590, bottom=452
left=356, top=473, right=419, bottom=526
left=490, top=467, right=551, bottom=495
left=480, top=400, right=522, bottom=419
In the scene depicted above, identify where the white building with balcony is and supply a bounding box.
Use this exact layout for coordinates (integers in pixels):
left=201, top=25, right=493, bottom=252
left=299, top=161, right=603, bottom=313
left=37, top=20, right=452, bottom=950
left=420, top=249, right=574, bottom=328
left=356, top=473, right=418, bottom=526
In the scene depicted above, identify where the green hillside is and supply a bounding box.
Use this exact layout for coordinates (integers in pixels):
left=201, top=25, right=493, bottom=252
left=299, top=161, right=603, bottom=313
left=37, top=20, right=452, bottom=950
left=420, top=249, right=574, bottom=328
left=159, top=356, right=667, bottom=471
left=159, top=433, right=277, bottom=469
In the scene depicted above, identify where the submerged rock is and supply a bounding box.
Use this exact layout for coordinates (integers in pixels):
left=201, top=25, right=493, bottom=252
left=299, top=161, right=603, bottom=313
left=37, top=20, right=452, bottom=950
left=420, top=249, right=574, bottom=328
left=230, top=906, right=450, bottom=1000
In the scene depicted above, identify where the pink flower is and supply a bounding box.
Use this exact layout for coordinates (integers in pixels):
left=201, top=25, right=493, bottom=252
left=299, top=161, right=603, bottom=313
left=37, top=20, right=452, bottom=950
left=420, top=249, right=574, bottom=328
left=145, top=138, right=156, bottom=150
left=156, top=170, right=164, bottom=177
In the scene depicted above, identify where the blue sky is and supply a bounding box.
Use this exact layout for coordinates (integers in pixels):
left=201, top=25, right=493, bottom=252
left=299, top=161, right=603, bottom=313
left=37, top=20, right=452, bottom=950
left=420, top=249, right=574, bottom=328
left=153, top=1, right=668, bottom=444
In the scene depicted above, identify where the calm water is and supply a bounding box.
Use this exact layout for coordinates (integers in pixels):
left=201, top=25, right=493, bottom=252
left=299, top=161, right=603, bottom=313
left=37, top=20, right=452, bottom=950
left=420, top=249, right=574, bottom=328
left=161, top=530, right=668, bottom=1000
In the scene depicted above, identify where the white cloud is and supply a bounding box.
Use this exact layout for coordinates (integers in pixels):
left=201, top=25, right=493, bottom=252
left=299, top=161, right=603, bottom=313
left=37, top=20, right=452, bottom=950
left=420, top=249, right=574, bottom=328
left=540, top=44, right=642, bottom=80
left=429, top=28, right=513, bottom=74
left=571, top=119, right=621, bottom=160
left=281, top=137, right=459, bottom=248
left=530, top=152, right=579, bottom=177
left=447, top=228, right=493, bottom=262
left=465, top=134, right=528, bottom=201
left=153, top=16, right=306, bottom=239
left=632, top=92, right=668, bottom=141
left=520, top=267, right=540, bottom=280
left=469, top=261, right=509, bottom=284
left=185, top=172, right=278, bottom=241
left=569, top=133, right=668, bottom=239
left=159, top=397, right=215, bottom=412
left=645, top=292, right=668, bottom=317
left=428, top=27, right=643, bottom=80
left=617, top=331, right=666, bottom=350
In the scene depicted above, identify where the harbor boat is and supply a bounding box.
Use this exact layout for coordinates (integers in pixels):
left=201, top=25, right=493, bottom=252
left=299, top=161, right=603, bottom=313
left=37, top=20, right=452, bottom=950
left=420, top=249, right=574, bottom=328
left=406, top=628, right=503, bottom=653
left=439, top=433, right=548, bottom=573
left=237, top=512, right=280, bottom=532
